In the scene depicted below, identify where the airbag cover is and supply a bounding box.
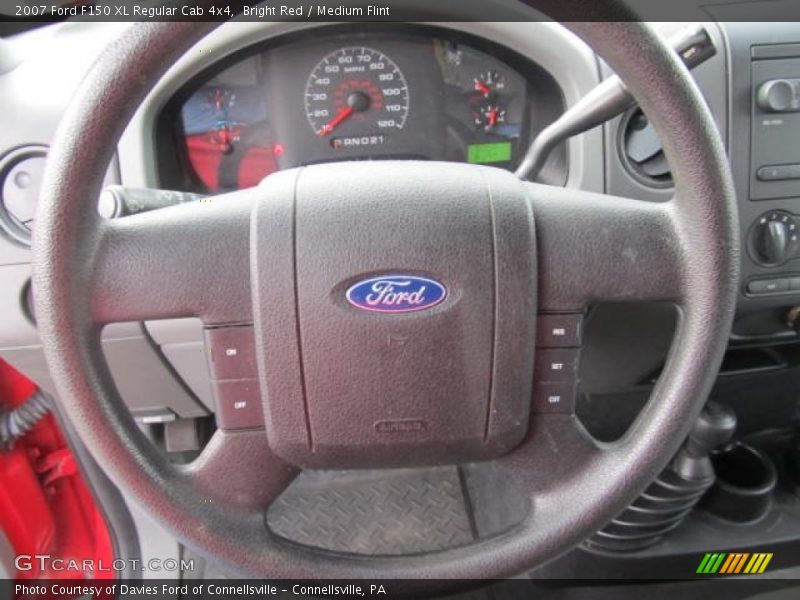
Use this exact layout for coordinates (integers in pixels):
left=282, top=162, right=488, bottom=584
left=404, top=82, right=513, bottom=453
left=251, top=162, right=535, bottom=468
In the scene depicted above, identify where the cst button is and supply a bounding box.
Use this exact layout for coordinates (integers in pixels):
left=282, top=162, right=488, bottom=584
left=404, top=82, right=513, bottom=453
left=532, top=382, right=576, bottom=413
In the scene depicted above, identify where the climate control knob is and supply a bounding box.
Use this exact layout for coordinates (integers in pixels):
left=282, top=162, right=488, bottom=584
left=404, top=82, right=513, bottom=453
left=751, top=211, right=798, bottom=266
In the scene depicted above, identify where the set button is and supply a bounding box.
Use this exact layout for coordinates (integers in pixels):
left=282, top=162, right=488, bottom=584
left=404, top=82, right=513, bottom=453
left=534, top=348, right=580, bottom=382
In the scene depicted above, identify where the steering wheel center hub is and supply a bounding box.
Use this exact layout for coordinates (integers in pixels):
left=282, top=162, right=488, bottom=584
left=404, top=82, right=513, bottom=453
left=251, top=162, right=537, bottom=469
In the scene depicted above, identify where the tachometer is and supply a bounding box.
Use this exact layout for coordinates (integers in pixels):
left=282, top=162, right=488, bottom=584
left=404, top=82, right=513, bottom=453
left=304, top=47, right=409, bottom=139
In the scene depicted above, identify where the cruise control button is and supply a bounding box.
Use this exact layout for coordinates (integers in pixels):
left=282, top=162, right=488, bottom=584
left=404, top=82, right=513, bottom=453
left=534, top=349, right=579, bottom=382
left=213, top=379, right=264, bottom=430
left=537, top=313, right=583, bottom=348
left=532, top=382, right=577, bottom=413
left=747, top=278, right=789, bottom=295
left=204, top=326, right=257, bottom=379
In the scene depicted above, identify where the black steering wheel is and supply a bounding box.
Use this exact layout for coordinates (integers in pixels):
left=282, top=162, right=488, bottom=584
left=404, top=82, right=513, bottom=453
left=31, top=2, right=738, bottom=588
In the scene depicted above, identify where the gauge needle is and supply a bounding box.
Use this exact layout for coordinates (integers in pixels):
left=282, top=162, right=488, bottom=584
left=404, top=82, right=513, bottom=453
left=318, top=107, right=354, bottom=136
left=487, top=108, right=498, bottom=127
left=474, top=80, right=490, bottom=97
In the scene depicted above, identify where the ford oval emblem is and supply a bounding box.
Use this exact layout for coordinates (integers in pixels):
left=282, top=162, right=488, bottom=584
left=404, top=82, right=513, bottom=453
left=346, top=275, right=447, bottom=313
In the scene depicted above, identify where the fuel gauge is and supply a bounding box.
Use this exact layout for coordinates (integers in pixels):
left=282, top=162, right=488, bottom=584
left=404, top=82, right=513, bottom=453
left=474, top=104, right=507, bottom=132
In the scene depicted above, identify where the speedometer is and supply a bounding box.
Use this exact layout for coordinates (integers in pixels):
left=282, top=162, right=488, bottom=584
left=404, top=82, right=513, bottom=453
left=304, top=47, right=410, bottom=139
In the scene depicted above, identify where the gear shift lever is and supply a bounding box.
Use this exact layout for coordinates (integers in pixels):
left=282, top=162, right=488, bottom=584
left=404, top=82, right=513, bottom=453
left=673, top=401, right=737, bottom=481
left=585, top=402, right=736, bottom=552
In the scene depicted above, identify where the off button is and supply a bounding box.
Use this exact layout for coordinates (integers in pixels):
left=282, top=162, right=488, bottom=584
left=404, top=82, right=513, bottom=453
left=212, top=379, right=264, bottom=430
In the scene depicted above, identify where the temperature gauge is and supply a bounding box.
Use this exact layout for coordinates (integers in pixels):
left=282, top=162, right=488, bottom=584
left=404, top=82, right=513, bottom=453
left=473, top=70, right=507, bottom=98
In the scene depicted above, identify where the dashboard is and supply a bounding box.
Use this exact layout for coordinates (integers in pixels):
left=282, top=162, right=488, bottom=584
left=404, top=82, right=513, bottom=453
left=156, top=27, right=566, bottom=193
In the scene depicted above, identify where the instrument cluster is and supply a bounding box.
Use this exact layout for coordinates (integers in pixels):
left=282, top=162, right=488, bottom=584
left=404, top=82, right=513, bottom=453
left=158, top=27, right=565, bottom=193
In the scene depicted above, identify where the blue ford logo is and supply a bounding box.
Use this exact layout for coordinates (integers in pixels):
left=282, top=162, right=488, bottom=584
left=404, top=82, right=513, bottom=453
left=346, top=275, right=447, bottom=313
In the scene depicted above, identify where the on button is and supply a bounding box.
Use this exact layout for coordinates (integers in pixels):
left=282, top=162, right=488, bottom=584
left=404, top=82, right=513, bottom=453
left=204, top=326, right=257, bottom=379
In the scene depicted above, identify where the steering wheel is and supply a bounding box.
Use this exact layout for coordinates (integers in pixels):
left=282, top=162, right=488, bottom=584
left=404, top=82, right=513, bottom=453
left=32, top=2, right=738, bottom=588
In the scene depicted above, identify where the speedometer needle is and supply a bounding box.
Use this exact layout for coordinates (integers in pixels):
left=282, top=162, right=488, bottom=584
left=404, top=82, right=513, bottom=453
left=318, top=107, right=354, bottom=137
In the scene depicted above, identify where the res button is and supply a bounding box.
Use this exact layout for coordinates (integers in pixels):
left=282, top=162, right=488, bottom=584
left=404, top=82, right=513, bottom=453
left=537, top=313, right=583, bottom=348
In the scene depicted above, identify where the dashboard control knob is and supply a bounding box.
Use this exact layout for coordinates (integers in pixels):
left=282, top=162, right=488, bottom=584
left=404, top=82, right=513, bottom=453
left=763, top=220, right=790, bottom=263
left=757, top=79, right=799, bottom=113
left=752, top=212, right=797, bottom=266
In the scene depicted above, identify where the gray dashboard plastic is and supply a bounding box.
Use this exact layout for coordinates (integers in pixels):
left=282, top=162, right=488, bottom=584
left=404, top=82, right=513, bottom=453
left=0, top=24, right=210, bottom=420
left=716, top=19, right=800, bottom=328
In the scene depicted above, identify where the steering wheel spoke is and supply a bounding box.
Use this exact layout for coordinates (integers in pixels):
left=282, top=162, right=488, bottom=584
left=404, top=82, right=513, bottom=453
left=90, top=188, right=254, bottom=325
left=184, top=429, right=299, bottom=512
left=528, top=183, right=685, bottom=310
left=495, top=414, right=605, bottom=494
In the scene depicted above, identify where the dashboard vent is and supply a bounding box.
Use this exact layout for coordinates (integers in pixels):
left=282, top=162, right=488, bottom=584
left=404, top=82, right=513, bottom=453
left=0, top=146, right=47, bottom=246
left=619, top=108, right=673, bottom=188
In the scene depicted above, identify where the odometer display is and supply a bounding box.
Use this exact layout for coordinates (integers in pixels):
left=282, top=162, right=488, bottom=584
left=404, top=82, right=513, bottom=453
left=304, top=46, right=410, bottom=138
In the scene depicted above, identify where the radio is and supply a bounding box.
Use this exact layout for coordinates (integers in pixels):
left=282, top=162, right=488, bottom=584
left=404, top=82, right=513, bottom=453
left=751, top=50, right=800, bottom=201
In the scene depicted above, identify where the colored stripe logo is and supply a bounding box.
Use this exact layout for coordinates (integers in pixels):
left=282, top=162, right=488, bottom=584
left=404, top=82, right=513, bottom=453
left=696, top=552, right=773, bottom=575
